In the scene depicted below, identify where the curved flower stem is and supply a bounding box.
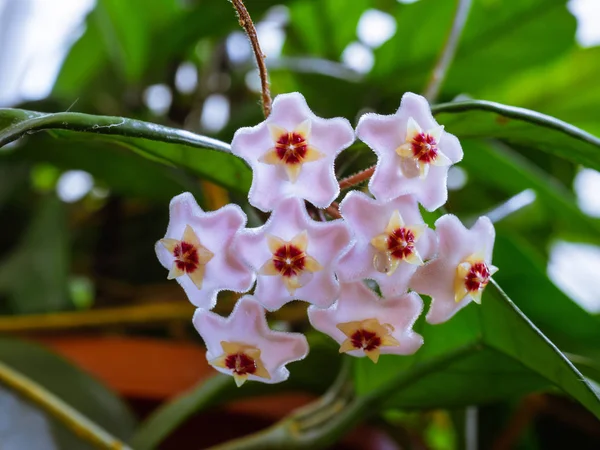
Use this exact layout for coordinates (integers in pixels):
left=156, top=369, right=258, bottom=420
left=0, top=360, right=131, bottom=450
left=423, top=0, right=473, bottom=102
left=292, top=356, right=353, bottom=424
left=231, top=0, right=272, bottom=117
left=338, top=166, right=375, bottom=190
left=325, top=202, right=341, bottom=219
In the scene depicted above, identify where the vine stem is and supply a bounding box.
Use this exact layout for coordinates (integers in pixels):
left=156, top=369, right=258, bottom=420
left=325, top=202, right=341, bottom=219
left=423, top=0, right=473, bottom=102
left=231, top=0, right=272, bottom=117
left=0, top=360, right=131, bottom=450
left=338, top=166, right=375, bottom=190
left=325, top=167, right=376, bottom=218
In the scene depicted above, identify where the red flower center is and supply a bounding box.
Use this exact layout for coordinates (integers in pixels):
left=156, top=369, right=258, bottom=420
left=272, top=244, right=306, bottom=277
left=387, top=227, right=416, bottom=260
left=224, top=352, right=257, bottom=376
left=411, top=132, right=439, bottom=164
left=275, top=132, right=308, bottom=165
left=465, top=262, right=491, bottom=292
left=172, top=241, right=199, bottom=273
left=350, top=329, right=382, bottom=352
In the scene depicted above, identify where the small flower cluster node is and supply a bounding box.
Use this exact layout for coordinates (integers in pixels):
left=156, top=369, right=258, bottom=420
left=156, top=92, right=497, bottom=386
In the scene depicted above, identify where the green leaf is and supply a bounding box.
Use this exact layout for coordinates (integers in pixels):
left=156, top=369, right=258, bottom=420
left=372, top=0, right=576, bottom=98
left=286, top=0, right=369, bottom=59
left=480, top=46, right=600, bottom=137
left=54, top=0, right=279, bottom=102
left=0, top=109, right=251, bottom=194
left=372, top=0, right=454, bottom=86
left=131, top=333, right=341, bottom=450
left=354, top=282, right=600, bottom=419
left=493, top=232, right=600, bottom=355
left=458, top=139, right=600, bottom=242
left=432, top=100, right=600, bottom=172
left=54, top=0, right=180, bottom=96
left=0, top=195, right=70, bottom=314
left=0, top=337, right=136, bottom=448
left=443, top=0, right=576, bottom=95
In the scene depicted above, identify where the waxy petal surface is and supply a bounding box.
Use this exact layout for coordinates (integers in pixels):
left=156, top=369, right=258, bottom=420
left=410, top=214, right=496, bottom=324
left=308, top=281, right=424, bottom=359
left=356, top=92, right=463, bottom=210
left=231, top=92, right=354, bottom=212
left=194, top=297, right=309, bottom=384
left=155, top=192, right=255, bottom=309
left=234, top=197, right=352, bottom=310
left=337, top=191, right=437, bottom=297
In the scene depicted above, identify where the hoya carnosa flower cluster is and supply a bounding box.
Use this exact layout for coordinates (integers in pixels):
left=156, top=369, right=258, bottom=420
left=156, top=92, right=498, bottom=386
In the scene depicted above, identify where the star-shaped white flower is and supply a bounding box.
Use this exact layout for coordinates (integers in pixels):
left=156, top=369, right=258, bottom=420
left=233, top=197, right=352, bottom=310
left=308, top=281, right=423, bottom=363
left=356, top=92, right=463, bottom=211
left=193, top=296, right=309, bottom=386
left=231, top=92, right=355, bottom=212
left=410, top=214, right=498, bottom=324
left=155, top=192, right=255, bottom=310
left=336, top=191, right=437, bottom=297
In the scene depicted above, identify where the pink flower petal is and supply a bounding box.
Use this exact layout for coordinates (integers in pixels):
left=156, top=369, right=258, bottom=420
left=410, top=214, right=496, bottom=324
left=356, top=92, right=463, bottom=211
left=337, top=191, right=437, bottom=297
left=233, top=197, right=352, bottom=310
left=155, top=192, right=255, bottom=309
left=308, top=281, right=423, bottom=358
left=231, top=92, right=354, bottom=212
left=194, top=297, right=309, bottom=384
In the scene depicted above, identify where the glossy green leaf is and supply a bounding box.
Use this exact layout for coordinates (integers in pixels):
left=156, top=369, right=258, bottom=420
left=354, top=282, right=600, bottom=419
left=0, top=109, right=251, bottom=194
left=54, top=0, right=279, bottom=103
left=287, top=0, right=369, bottom=59
left=432, top=100, right=600, bottom=171
left=54, top=0, right=180, bottom=96
left=0, top=337, right=136, bottom=448
left=480, top=46, right=600, bottom=138
left=373, top=0, right=576, bottom=98
left=458, top=139, right=600, bottom=242
left=443, top=0, right=576, bottom=95
left=493, top=232, right=600, bottom=355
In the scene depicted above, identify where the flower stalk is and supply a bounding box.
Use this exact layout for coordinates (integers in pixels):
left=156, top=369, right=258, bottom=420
left=231, top=0, right=272, bottom=117
left=338, top=166, right=375, bottom=190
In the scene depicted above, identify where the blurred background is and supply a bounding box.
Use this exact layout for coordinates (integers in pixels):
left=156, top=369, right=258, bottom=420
left=0, top=0, right=600, bottom=448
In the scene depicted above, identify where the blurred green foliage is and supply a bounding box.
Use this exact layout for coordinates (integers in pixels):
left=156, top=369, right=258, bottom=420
left=1, top=0, right=600, bottom=448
